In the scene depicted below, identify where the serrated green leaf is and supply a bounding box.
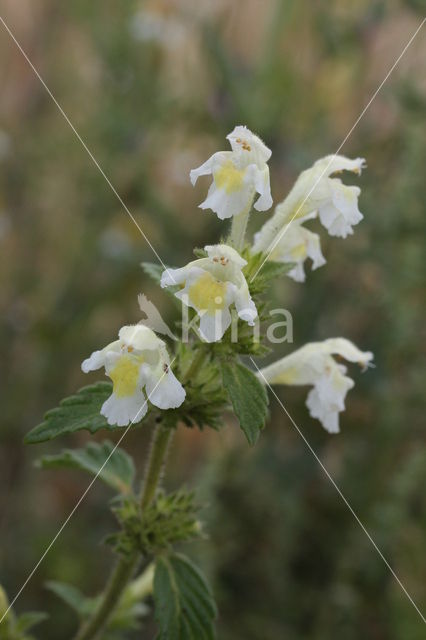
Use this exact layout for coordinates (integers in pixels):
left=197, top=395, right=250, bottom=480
left=242, top=250, right=295, bottom=294
left=154, top=553, right=217, bottom=640
left=221, top=361, right=268, bottom=445
left=24, top=382, right=121, bottom=444
left=141, top=262, right=182, bottom=313
left=36, top=441, right=135, bottom=494
left=258, top=260, right=295, bottom=280
left=192, top=247, right=207, bottom=259
left=141, top=262, right=164, bottom=284
left=247, top=259, right=296, bottom=295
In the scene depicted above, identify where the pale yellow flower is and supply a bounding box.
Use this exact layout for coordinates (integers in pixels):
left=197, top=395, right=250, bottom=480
left=254, top=155, right=366, bottom=263
left=254, top=215, right=326, bottom=282
left=161, top=244, right=257, bottom=342
left=82, top=325, right=185, bottom=426
left=190, top=126, right=273, bottom=220
left=258, top=338, right=373, bottom=433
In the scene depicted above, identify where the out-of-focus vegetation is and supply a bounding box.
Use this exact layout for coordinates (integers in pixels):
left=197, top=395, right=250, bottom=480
left=0, top=1, right=425, bottom=638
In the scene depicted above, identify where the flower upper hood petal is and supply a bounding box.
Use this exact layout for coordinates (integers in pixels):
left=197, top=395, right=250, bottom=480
left=190, top=126, right=273, bottom=220
left=313, top=154, right=366, bottom=177
left=118, top=324, right=165, bottom=352
left=205, top=244, right=247, bottom=268
left=226, top=125, right=272, bottom=164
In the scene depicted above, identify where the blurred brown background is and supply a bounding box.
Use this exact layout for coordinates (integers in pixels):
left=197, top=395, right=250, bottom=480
left=0, top=1, right=425, bottom=638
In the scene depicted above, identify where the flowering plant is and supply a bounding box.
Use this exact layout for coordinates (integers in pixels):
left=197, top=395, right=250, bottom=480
left=7, top=126, right=373, bottom=639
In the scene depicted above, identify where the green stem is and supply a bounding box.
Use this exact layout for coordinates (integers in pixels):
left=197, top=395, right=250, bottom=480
left=73, top=424, right=172, bottom=640
left=140, top=424, right=173, bottom=510
left=73, top=554, right=137, bottom=640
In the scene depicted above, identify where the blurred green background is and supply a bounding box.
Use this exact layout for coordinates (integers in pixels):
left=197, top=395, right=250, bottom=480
left=1, top=0, right=425, bottom=638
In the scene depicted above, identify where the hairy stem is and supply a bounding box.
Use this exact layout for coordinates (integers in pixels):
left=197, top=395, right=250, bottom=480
left=73, top=424, right=172, bottom=640
left=73, top=553, right=138, bottom=640
left=140, top=424, right=173, bottom=510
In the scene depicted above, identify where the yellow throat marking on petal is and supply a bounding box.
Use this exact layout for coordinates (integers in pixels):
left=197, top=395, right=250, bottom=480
left=290, top=243, right=307, bottom=260
left=271, top=367, right=299, bottom=385
left=109, top=355, right=142, bottom=398
left=188, top=272, right=227, bottom=314
left=214, top=161, right=245, bottom=194
left=270, top=243, right=306, bottom=262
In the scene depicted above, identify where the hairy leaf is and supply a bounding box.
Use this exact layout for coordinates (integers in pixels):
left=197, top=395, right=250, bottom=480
left=24, top=382, right=120, bottom=444
left=36, top=441, right=135, bottom=494
left=154, top=553, right=217, bottom=640
left=192, top=247, right=207, bottom=259
left=221, top=361, right=268, bottom=445
left=242, top=250, right=295, bottom=295
left=141, top=261, right=164, bottom=284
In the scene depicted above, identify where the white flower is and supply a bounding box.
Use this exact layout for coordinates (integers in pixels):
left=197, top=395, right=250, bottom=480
left=254, top=216, right=326, bottom=282
left=257, top=338, right=373, bottom=433
left=82, top=325, right=185, bottom=427
left=306, top=155, right=366, bottom=238
left=190, top=125, right=273, bottom=220
left=253, top=154, right=366, bottom=256
left=160, top=244, right=257, bottom=343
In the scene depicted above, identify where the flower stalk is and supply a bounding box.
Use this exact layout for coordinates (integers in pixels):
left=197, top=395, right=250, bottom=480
left=73, top=338, right=212, bottom=640
left=73, top=423, right=172, bottom=640
left=25, top=127, right=373, bottom=639
left=74, top=554, right=138, bottom=640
